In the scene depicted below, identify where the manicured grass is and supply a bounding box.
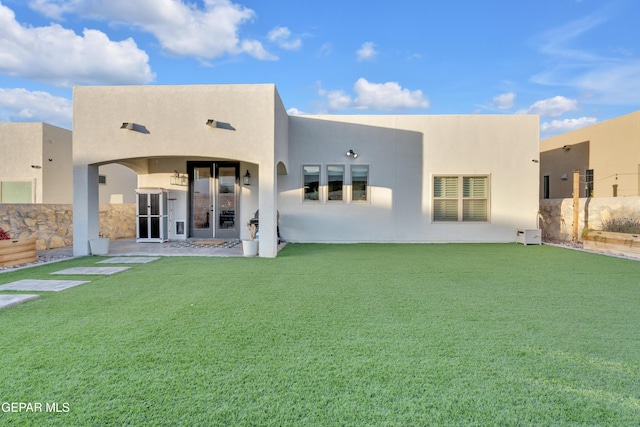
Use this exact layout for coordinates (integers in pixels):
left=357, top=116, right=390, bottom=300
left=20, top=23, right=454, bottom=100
left=1, top=244, right=639, bottom=425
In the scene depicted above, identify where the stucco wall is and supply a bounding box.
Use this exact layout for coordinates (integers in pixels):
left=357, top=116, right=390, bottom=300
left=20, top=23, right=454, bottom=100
left=539, top=197, right=640, bottom=242
left=280, top=114, right=540, bottom=243
left=73, top=84, right=280, bottom=256
left=0, top=204, right=135, bottom=250
left=540, top=110, right=640, bottom=198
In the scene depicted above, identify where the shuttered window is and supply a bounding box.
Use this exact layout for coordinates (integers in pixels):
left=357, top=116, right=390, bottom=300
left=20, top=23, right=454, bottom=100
left=433, top=175, right=489, bottom=222
left=433, top=177, right=459, bottom=221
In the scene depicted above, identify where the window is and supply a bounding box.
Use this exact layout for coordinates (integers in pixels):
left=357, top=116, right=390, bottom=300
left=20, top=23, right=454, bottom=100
left=327, top=165, right=344, bottom=201
left=543, top=175, right=550, bottom=199
left=585, top=169, right=594, bottom=197
left=303, top=165, right=320, bottom=201
left=1, top=181, right=32, bottom=203
left=98, top=175, right=107, bottom=184
left=433, top=175, right=489, bottom=222
left=351, top=165, right=369, bottom=202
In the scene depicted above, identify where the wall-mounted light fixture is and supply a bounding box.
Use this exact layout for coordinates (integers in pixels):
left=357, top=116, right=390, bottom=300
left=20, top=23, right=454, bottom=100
left=121, top=122, right=134, bottom=130
left=562, top=145, right=571, bottom=151
left=561, top=173, right=568, bottom=180
left=206, top=119, right=218, bottom=128
left=30, top=165, right=42, bottom=169
left=531, top=159, right=539, bottom=163
left=243, top=170, right=251, bottom=185
left=346, top=149, right=358, bottom=158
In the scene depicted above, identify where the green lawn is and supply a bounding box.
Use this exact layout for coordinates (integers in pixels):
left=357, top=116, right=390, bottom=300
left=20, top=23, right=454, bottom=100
left=1, top=243, right=639, bottom=426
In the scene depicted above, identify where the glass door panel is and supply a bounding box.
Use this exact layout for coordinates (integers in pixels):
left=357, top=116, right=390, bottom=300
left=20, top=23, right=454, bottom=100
left=216, top=165, right=239, bottom=238
left=191, top=164, right=214, bottom=238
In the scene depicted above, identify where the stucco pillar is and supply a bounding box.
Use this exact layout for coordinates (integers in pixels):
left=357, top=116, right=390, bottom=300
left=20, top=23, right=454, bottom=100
left=73, top=164, right=99, bottom=256
left=258, top=162, right=277, bottom=258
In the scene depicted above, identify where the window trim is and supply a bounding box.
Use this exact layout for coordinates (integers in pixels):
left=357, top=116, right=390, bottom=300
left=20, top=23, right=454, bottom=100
left=302, top=164, right=321, bottom=203
left=432, top=174, right=490, bottom=223
left=585, top=169, right=594, bottom=197
left=326, top=164, right=345, bottom=202
left=349, top=164, right=370, bottom=203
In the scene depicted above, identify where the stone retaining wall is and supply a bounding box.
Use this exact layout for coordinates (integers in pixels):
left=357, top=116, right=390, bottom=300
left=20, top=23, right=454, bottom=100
left=0, top=204, right=136, bottom=251
left=539, top=197, right=640, bottom=242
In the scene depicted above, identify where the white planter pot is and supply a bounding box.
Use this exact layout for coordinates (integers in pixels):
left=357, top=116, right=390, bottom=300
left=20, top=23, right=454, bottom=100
left=242, top=239, right=258, bottom=257
left=89, top=238, right=110, bottom=255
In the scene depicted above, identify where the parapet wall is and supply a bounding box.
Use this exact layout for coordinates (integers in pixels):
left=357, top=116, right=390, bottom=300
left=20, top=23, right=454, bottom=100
left=539, top=197, right=640, bottom=242
left=0, top=204, right=136, bottom=250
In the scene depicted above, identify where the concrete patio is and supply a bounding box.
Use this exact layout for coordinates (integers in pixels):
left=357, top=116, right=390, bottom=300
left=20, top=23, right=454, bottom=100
left=40, top=238, right=287, bottom=260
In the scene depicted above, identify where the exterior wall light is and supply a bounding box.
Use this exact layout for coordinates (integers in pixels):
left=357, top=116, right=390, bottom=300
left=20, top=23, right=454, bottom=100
left=346, top=149, right=358, bottom=158
left=243, top=170, right=251, bottom=185
left=206, top=119, right=218, bottom=128
left=121, top=122, right=134, bottom=130
left=31, top=165, right=42, bottom=169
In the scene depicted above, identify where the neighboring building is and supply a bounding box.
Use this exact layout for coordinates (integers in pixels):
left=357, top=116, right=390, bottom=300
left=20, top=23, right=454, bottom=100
left=72, top=84, right=540, bottom=258
left=0, top=122, right=72, bottom=203
left=540, top=109, right=640, bottom=199
left=0, top=122, right=137, bottom=204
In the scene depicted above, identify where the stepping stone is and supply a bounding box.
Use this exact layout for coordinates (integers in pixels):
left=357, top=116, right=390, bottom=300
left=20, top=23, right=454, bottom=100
left=0, top=279, right=90, bottom=292
left=51, top=267, right=130, bottom=275
left=0, top=294, right=40, bottom=310
left=97, top=257, right=160, bottom=264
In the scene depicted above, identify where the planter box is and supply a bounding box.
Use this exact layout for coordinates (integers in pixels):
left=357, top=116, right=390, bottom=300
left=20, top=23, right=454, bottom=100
left=583, top=231, right=640, bottom=259
left=0, top=238, right=37, bottom=267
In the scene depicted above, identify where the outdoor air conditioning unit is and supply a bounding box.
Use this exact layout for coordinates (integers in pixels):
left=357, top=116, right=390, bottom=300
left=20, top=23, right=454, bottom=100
left=516, top=229, right=541, bottom=245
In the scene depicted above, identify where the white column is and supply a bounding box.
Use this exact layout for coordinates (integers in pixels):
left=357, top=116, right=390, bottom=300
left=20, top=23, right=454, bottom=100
left=73, top=164, right=100, bottom=256
left=258, top=162, right=277, bottom=258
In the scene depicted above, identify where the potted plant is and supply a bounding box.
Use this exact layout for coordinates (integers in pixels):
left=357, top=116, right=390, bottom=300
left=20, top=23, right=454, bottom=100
left=242, top=223, right=259, bottom=256
left=0, top=227, right=37, bottom=267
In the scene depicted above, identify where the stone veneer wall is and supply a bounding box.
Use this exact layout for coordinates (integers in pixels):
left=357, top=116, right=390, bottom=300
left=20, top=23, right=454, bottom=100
left=0, top=204, right=136, bottom=251
left=539, top=197, right=640, bottom=242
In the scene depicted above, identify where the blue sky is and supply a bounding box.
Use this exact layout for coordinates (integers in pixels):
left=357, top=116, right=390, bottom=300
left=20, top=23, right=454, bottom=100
left=0, top=0, right=639, bottom=137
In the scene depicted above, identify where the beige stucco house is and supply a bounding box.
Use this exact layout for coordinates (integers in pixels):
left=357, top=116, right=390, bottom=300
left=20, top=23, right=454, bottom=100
left=0, top=122, right=136, bottom=204
left=73, top=84, right=540, bottom=258
left=0, top=122, right=72, bottom=203
left=540, top=109, right=640, bottom=199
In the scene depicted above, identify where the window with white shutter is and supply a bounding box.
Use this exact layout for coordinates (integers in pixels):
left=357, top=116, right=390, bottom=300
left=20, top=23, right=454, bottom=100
left=433, top=175, right=489, bottom=222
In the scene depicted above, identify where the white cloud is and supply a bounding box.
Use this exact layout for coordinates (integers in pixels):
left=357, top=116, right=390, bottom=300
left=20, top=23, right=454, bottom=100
left=0, top=3, right=154, bottom=86
left=317, top=42, right=332, bottom=57
left=356, top=42, right=377, bottom=62
left=493, top=92, right=515, bottom=110
left=319, top=78, right=429, bottom=111
left=28, top=0, right=275, bottom=60
left=541, top=116, right=597, bottom=135
left=0, top=88, right=72, bottom=129
left=517, top=96, right=578, bottom=118
left=532, top=12, right=640, bottom=105
left=286, top=107, right=305, bottom=116
left=267, top=26, right=301, bottom=51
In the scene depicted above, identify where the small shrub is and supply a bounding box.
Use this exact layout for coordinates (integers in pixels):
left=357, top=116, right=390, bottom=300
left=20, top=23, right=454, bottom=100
left=0, top=228, right=10, bottom=240
left=601, top=218, right=640, bottom=234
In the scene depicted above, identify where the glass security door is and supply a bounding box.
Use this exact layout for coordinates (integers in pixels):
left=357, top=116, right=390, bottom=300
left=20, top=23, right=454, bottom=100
left=190, top=163, right=214, bottom=238
left=216, top=165, right=239, bottom=239
left=136, top=189, right=168, bottom=242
